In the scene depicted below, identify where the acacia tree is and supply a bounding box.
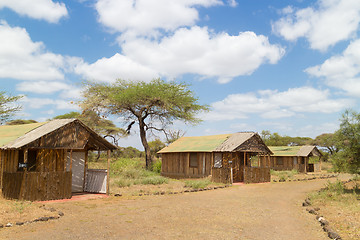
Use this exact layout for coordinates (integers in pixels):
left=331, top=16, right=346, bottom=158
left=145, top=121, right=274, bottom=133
left=80, top=79, right=209, bottom=169
left=332, top=109, right=360, bottom=174
left=0, top=91, right=22, bottom=125
left=53, top=110, right=127, bottom=146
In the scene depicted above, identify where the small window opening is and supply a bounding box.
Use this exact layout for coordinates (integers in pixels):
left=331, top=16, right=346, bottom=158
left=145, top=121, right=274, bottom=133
left=189, top=153, right=198, bottom=168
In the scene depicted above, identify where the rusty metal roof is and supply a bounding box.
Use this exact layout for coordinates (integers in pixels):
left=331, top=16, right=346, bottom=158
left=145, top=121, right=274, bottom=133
left=0, top=122, right=46, bottom=147
left=269, top=146, right=322, bottom=157
left=158, top=132, right=271, bottom=153
left=158, top=134, right=231, bottom=153
left=0, top=119, right=117, bottom=150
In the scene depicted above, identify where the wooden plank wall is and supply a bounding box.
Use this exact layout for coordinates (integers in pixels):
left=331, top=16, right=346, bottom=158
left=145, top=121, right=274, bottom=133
left=36, top=149, right=66, bottom=172
left=244, top=167, right=270, bottom=183
left=211, top=167, right=231, bottom=184
left=2, top=171, right=72, bottom=201
left=270, top=156, right=308, bottom=173
left=161, top=152, right=212, bottom=178
left=1, top=150, right=19, bottom=173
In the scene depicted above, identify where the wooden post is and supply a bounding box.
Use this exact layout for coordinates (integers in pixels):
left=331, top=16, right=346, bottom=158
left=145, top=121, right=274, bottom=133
left=19, top=149, right=28, bottom=200
left=106, top=150, right=110, bottom=195
left=319, top=156, right=322, bottom=172
left=69, top=150, right=73, bottom=172
left=243, top=152, right=246, bottom=182
left=83, top=150, right=88, bottom=192
left=304, top=157, right=307, bottom=173
left=0, top=150, right=3, bottom=190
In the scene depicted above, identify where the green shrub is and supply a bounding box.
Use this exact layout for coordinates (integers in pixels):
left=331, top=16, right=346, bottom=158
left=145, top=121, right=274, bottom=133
left=136, top=176, right=168, bottom=185
left=326, top=180, right=345, bottom=195
left=185, top=179, right=211, bottom=189
left=152, top=159, right=162, bottom=174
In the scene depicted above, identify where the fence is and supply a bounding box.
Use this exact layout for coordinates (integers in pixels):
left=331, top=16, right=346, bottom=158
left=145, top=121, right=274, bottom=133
left=244, top=167, right=270, bottom=183
left=85, top=169, right=107, bottom=194
left=2, top=171, right=72, bottom=201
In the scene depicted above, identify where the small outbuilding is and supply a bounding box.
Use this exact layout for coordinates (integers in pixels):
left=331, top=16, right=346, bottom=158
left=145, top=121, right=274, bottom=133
left=268, top=146, right=322, bottom=173
left=158, top=132, right=273, bottom=184
left=0, top=119, right=117, bottom=201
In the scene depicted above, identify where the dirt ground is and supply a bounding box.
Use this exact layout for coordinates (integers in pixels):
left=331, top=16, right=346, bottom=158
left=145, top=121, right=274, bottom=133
left=1, top=175, right=352, bottom=240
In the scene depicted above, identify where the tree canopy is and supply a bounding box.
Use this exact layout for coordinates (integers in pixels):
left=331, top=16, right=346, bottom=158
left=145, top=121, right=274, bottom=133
left=53, top=110, right=127, bottom=146
left=0, top=91, right=22, bottom=125
left=331, top=110, right=360, bottom=174
left=260, top=130, right=312, bottom=146
left=80, top=78, right=209, bottom=168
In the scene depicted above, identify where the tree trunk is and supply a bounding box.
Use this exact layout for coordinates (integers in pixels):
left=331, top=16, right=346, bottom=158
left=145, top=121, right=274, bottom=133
left=139, top=119, right=152, bottom=169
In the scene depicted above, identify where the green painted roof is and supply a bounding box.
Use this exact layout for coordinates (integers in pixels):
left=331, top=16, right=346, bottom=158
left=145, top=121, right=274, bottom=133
left=0, top=122, right=46, bottom=147
left=158, top=134, right=232, bottom=153
left=268, top=146, right=302, bottom=156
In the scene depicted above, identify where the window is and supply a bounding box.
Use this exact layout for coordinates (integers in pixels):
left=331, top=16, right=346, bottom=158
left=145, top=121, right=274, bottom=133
left=293, top=157, right=298, bottom=165
left=189, top=153, right=198, bottom=168
left=301, top=158, right=305, bottom=164
left=17, top=150, right=37, bottom=172
left=276, top=157, right=283, bottom=165
left=214, top=153, right=222, bottom=168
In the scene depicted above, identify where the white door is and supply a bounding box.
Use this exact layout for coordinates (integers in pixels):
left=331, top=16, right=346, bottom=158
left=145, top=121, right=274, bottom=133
left=66, top=151, right=85, bottom=193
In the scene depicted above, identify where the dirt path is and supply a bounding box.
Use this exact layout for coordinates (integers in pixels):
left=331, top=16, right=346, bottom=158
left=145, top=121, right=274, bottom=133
left=1, top=177, right=347, bottom=240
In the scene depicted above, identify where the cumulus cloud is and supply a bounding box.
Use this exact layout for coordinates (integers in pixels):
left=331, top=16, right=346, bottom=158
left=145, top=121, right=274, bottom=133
left=273, top=0, right=360, bottom=51
left=0, top=0, right=68, bottom=23
left=20, top=96, right=79, bottom=110
left=205, top=87, right=352, bottom=121
left=16, top=81, right=71, bottom=94
left=306, top=39, right=360, bottom=96
left=75, top=27, right=284, bottom=83
left=95, top=0, right=223, bottom=37
left=74, top=53, right=159, bottom=82
left=0, top=21, right=69, bottom=81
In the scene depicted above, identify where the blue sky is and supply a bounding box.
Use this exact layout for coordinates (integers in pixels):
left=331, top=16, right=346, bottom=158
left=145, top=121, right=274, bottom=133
left=1, top=0, right=360, bottom=149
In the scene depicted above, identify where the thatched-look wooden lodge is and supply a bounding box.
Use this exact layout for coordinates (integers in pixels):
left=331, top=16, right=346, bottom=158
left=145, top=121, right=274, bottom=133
left=268, top=146, right=322, bottom=173
left=158, top=132, right=273, bottom=184
left=0, top=119, right=117, bottom=201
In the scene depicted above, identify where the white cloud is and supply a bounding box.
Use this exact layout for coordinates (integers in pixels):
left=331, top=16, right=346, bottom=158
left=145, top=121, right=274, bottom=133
left=0, top=21, right=69, bottom=81
left=20, top=97, right=79, bottom=110
left=95, top=0, right=223, bottom=38
left=205, top=86, right=352, bottom=121
left=16, top=81, right=71, bottom=94
left=273, top=0, right=360, bottom=51
left=306, top=39, right=360, bottom=96
left=296, top=122, right=339, bottom=138
left=0, top=0, right=68, bottom=23
left=74, top=53, right=159, bottom=82
left=74, top=27, right=284, bottom=83
left=122, top=27, right=284, bottom=83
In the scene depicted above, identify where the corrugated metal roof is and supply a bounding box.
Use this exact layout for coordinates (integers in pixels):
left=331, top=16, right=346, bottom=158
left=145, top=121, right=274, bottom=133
left=269, top=146, right=322, bottom=157
left=214, top=132, right=255, bottom=152
left=158, top=132, right=271, bottom=154
left=0, top=119, right=117, bottom=150
left=0, top=122, right=47, bottom=147
left=1, top=119, right=75, bottom=149
left=158, top=134, right=231, bottom=153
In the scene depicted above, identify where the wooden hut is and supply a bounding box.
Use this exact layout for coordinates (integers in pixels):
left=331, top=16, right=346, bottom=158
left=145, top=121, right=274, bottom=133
left=268, top=146, right=322, bottom=173
left=158, top=132, right=273, bottom=184
left=0, top=119, right=117, bottom=201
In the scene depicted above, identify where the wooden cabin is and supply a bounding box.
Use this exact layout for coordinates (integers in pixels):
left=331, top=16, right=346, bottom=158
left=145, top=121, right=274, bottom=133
left=0, top=119, right=117, bottom=201
left=158, top=132, right=273, bottom=184
left=268, top=146, right=322, bottom=173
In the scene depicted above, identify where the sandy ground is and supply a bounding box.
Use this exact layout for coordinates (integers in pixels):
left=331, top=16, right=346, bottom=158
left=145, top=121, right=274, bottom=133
left=0, top=176, right=350, bottom=240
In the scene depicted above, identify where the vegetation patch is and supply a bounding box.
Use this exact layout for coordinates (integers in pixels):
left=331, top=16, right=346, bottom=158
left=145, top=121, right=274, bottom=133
left=184, top=178, right=212, bottom=189
left=308, top=178, right=360, bottom=240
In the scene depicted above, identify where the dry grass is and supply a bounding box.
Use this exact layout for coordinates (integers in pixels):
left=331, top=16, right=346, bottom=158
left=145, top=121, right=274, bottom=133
left=309, top=179, right=360, bottom=240
left=0, top=194, right=55, bottom=224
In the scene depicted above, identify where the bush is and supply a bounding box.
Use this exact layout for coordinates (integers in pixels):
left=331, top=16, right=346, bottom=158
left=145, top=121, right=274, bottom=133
left=152, top=159, right=162, bottom=174
left=136, top=176, right=168, bottom=185
left=185, top=178, right=211, bottom=189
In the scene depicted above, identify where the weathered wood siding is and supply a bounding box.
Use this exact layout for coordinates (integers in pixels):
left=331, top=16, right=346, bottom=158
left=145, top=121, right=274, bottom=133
left=2, top=171, right=72, bottom=201
left=161, top=152, right=212, bottom=178
left=244, top=167, right=270, bottom=183
left=211, top=167, right=231, bottom=184
left=36, top=149, right=67, bottom=172
left=270, top=156, right=308, bottom=173
left=1, top=150, right=19, bottom=173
